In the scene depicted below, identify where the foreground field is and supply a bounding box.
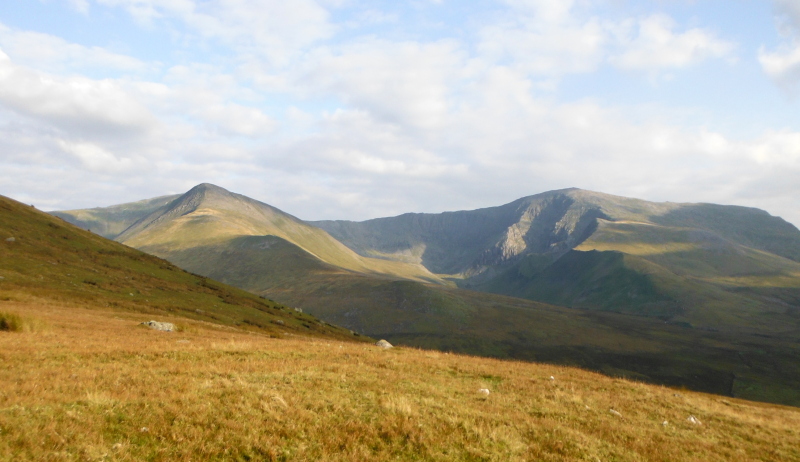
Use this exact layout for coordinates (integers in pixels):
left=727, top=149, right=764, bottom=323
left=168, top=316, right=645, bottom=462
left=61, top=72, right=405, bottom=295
left=2, top=301, right=798, bottom=462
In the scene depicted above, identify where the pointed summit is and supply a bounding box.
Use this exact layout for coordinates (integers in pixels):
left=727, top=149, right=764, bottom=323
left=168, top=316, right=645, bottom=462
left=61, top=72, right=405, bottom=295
left=107, top=184, right=442, bottom=283
left=185, top=183, right=234, bottom=199
left=115, top=183, right=281, bottom=243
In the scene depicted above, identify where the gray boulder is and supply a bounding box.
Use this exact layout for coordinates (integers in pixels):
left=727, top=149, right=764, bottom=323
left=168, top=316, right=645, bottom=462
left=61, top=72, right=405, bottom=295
left=375, top=339, right=393, bottom=349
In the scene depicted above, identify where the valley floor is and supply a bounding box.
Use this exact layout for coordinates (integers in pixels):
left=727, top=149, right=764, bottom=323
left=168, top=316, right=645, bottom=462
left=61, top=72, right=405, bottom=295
left=2, top=300, right=799, bottom=461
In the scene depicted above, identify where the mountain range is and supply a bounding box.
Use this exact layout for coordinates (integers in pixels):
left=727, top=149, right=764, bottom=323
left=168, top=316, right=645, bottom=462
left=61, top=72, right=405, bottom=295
left=51, top=183, right=800, bottom=405
left=5, top=192, right=799, bottom=459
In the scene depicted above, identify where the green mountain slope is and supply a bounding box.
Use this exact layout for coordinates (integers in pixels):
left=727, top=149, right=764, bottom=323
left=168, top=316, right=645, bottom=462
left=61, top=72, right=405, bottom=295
left=0, top=193, right=363, bottom=342
left=315, top=189, right=800, bottom=333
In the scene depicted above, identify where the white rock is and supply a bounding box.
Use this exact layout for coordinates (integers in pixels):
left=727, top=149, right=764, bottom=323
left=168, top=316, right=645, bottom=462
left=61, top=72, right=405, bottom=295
left=662, top=420, right=669, bottom=426
left=478, top=388, right=490, bottom=395
left=609, top=409, right=622, bottom=417
left=687, top=415, right=702, bottom=425
left=549, top=376, right=555, bottom=381
left=141, top=321, right=175, bottom=332
left=375, top=339, right=393, bottom=349
left=5, top=237, right=15, bottom=242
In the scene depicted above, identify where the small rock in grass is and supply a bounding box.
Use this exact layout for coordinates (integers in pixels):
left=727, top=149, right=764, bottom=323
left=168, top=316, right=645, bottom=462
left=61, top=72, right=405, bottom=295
left=549, top=376, right=555, bottom=381
left=478, top=388, right=490, bottom=396
left=687, top=415, right=702, bottom=425
left=5, top=237, right=15, bottom=243
left=375, top=339, right=393, bottom=349
left=609, top=409, right=622, bottom=417
left=662, top=420, right=669, bottom=426
left=139, top=427, right=149, bottom=433
left=141, top=321, right=174, bottom=332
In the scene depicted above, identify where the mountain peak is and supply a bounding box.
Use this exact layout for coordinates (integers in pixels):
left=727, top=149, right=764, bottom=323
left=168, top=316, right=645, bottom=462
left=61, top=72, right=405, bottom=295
left=184, top=183, right=234, bottom=201
left=188, top=183, right=229, bottom=194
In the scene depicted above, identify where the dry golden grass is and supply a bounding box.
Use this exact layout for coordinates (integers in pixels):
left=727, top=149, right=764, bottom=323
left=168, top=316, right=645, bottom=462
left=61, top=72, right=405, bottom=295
left=0, top=310, right=48, bottom=333
left=1, top=300, right=799, bottom=462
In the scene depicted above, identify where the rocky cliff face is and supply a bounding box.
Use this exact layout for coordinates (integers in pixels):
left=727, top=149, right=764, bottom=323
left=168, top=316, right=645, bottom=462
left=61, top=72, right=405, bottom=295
left=313, top=189, right=614, bottom=277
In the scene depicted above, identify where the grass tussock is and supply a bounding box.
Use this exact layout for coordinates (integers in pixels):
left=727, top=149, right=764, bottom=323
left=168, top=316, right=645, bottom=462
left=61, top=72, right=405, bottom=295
left=0, top=310, right=46, bottom=332
left=1, top=301, right=799, bottom=462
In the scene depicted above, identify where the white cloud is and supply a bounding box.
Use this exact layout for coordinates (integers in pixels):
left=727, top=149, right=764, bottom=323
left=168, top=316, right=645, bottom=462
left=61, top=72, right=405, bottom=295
left=479, top=18, right=607, bottom=77
left=749, top=130, right=800, bottom=165
left=65, top=0, right=90, bottom=14
left=95, top=0, right=196, bottom=25
left=479, top=1, right=607, bottom=79
left=761, top=1, right=800, bottom=90
left=610, top=15, right=734, bottom=72
left=0, top=48, right=156, bottom=137
left=500, top=0, right=575, bottom=23
left=299, top=39, right=469, bottom=129
left=58, top=140, right=137, bottom=173
left=98, top=0, right=334, bottom=64
left=759, top=43, right=800, bottom=89
left=0, top=22, right=148, bottom=75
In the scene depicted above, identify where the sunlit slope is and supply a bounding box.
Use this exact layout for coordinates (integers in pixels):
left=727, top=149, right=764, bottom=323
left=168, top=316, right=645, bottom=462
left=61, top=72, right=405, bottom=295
left=114, top=183, right=443, bottom=284
left=51, top=194, right=181, bottom=239
left=0, top=193, right=362, bottom=342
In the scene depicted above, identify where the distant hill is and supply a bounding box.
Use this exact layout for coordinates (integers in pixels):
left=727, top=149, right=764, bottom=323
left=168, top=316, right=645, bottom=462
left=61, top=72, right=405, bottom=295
left=50, top=184, right=800, bottom=405
left=0, top=192, right=362, bottom=342
left=111, top=183, right=443, bottom=284
left=50, top=194, right=180, bottom=239
left=314, top=189, right=800, bottom=334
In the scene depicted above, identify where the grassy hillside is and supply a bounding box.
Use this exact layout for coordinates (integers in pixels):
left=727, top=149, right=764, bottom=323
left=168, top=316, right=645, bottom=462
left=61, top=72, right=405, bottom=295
left=2, top=300, right=800, bottom=461
left=0, top=193, right=363, bottom=342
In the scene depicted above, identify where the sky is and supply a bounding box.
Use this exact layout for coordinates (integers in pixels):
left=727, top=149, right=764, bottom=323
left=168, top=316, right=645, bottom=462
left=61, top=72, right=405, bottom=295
left=0, top=0, right=799, bottom=226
